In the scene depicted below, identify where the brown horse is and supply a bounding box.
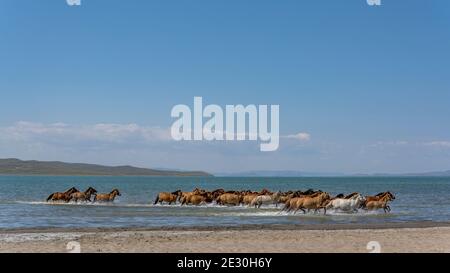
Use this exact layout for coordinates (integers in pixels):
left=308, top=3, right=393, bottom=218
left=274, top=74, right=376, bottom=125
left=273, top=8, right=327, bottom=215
left=154, top=190, right=182, bottom=205
left=70, top=187, right=97, bottom=202
left=365, top=194, right=394, bottom=213
left=216, top=193, right=241, bottom=206
left=365, top=192, right=395, bottom=203
left=211, top=189, right=225, bottom=199
left=46, top=187, right=79, bottom=202
left=180, top=188, right=204, bottom=202
left=291, top=192, right=331, bottom=214
left=93, top=189, right=121, bottom=202
left=242, top=193, right=258, bottom=205
left=283, top=192, right=321, bottom=212
left=181, top=192, right=213, bottom=205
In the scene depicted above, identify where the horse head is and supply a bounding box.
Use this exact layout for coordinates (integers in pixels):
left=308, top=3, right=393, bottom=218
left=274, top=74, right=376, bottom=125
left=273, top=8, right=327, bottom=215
left=112, top=189, right=121, bottom=196
left=387, top=191, right=396, bottom=200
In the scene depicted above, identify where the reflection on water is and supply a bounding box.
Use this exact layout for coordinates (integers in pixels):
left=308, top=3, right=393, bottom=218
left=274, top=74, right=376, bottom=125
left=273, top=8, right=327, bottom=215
left=0, top=176, right=449, bottom=228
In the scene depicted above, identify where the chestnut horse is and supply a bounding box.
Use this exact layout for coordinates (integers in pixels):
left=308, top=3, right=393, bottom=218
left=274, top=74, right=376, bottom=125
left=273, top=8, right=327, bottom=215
left=365, top=194, right=394, bottom=213
left=365, top=192, right=395, bottom=203
left=216, top=193, right=241, bottom=206
left=181, top=192, right=213, bottom=205
left=46, top=187, right=79, bottom=202
left=93, top=189, right=121, bottom=202
left=154, top=190, right=181, bottom=205
left=291, top=192, right=331, bottom=214
left=70, top=187, right=97, bottom=202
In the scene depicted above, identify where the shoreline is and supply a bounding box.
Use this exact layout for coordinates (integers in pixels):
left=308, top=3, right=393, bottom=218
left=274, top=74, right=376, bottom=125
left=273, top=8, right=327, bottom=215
left=1, top=221, right=450, bottom=234
left=1, top=225, right=450, bottom=253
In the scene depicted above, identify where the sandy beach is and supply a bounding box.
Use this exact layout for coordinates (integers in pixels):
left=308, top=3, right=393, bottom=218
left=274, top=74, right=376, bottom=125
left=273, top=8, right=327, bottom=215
left=1, top=223, right=450, bottom=253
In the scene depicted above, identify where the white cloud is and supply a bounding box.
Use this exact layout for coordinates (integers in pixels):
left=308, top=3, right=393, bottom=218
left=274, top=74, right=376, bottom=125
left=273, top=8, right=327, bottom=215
left=0, top=121, right=172, bottom=144
left=283, top=132, right=311, bottom=141
left=424, top=141, right=450, bottom=148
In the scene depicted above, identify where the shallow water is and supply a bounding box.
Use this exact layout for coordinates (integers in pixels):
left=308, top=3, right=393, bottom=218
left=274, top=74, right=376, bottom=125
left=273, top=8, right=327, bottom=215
left=0, top=176, right=449, bottom=229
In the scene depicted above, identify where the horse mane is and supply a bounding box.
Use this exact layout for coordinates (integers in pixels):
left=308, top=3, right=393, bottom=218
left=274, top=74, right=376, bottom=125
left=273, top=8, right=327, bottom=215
left=345, top=192, right=358, bottom=199
left=375, top=192, right=386, bottom=197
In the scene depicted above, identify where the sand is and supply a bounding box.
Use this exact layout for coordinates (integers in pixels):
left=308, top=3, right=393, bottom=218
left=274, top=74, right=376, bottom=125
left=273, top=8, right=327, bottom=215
left=1, top=223, right=450, bottom=253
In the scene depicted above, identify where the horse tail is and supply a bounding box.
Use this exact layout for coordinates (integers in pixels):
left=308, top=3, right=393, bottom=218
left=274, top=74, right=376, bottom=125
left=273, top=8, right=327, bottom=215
left=46, top=193, right=54, bottom=202
left=154, top=194, right=160, bottom=205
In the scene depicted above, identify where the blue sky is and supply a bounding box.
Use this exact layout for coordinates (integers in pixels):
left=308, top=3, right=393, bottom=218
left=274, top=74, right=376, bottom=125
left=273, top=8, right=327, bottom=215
left=0, top=0, right=449, bottom=174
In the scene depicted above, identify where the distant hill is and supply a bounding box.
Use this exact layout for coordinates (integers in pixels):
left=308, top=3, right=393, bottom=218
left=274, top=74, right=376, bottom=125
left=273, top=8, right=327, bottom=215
left=0, top=158, right=212, bottom=177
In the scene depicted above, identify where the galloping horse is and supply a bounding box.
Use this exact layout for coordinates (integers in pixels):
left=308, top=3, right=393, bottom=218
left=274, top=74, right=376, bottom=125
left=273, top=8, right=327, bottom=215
left=93, top=189, right=121, bottom=202
left=325, top=193, right=365, bottom=213
left=46, top=187, right=79, bottom=202
left=242, top=193, right=258, bottom=205
left=365, top=194, right=394, bottom=213
left=250, top=191, right=282, bottom=208
left=216, top=193, right=241, bottom=206
left=290, top=192, right=331, bottom=214
left=154, top=190, right=182, bottom=205
left=365, top=192, right=395, bottom=203
left=283, top=192, right=321, bottom=212
left=181, top=192, right=213, bottom=206
left=70, top=187, right=97, bottom=202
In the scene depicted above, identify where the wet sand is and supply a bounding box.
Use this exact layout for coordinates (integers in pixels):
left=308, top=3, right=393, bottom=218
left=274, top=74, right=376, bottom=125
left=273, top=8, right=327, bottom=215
left=1, top=223, right=450, bottom=253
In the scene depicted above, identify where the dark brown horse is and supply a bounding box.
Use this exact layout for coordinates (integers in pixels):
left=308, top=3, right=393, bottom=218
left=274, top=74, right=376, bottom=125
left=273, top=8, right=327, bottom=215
left=46, top=187, right=79, bottom=202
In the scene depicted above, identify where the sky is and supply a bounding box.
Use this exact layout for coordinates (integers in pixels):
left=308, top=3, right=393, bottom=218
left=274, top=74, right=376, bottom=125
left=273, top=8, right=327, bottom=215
left=0, top=0, right=449, bottom=174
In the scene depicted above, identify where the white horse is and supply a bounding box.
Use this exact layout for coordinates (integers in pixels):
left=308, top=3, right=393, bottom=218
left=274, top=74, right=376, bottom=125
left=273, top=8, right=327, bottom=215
left=251, top=191, right=282, bottom=208
left=325, top=193, right=365, bottom=212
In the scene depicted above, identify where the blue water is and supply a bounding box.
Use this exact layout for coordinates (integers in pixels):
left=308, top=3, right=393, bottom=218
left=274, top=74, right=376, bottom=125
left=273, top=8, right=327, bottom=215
left=0, top=176, right=449, bottom=229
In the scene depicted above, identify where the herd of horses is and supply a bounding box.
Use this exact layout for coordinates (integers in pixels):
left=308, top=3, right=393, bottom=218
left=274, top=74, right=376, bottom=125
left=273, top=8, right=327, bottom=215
left=154, top=188, right=396, bottom=214
left=45, top=186, right=396, bottom=214
left=46, top=187, right=121, bottom=203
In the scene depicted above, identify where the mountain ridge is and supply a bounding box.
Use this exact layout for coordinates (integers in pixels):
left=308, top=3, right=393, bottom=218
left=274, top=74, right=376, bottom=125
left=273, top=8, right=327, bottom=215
left=0, top=158, right=212, bottom=177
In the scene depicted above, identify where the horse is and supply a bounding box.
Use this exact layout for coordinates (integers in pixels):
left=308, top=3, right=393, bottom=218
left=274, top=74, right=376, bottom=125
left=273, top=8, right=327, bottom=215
left=291, top=192, right=331, bottom=214
left=70, top=187, right=97, bottom=202
left=250, top=191, right=282, bottom=208
left=365, top=192, right=395, bottom=203
left=365, top=194, right=394, bottom=213
left=216, top=193, right=241, bottom=206
left=93, top=189, right=121, bottom=202
left=242, top=193, right=258, bottom=206
left=180, top=188, right=204, bottom=202
left=211, top=189, right=225, bottom=199
left=154, top=190, right=182, bottom=205
left=282, top=192, right=321, bottom=212
left=46, top=187, right=79, bottom=202
left=325, top=193, right=365, bottom=213
left=181, top=192, right=213, bottom=205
